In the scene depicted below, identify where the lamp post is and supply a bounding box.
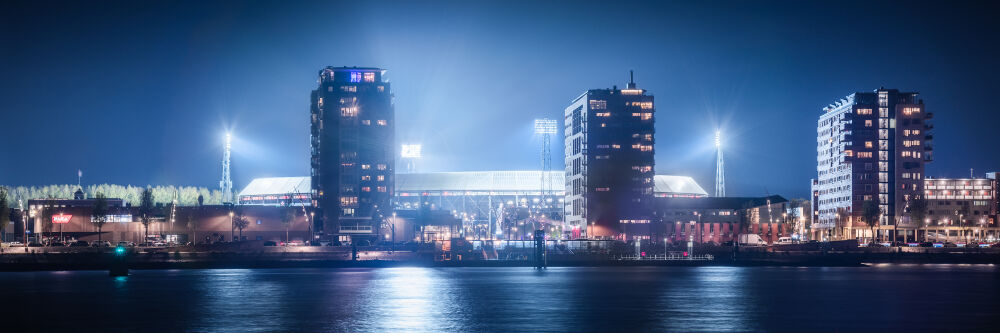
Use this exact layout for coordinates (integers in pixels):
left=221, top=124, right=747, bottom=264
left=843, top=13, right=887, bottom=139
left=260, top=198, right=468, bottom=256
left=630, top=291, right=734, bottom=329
left=693, top=211, right=702, bottom=244
left=391, top=212, right=396, bottom=253
left=309, top=211, right=315, bottom=241
left=229, top=211, right=234, bottom=242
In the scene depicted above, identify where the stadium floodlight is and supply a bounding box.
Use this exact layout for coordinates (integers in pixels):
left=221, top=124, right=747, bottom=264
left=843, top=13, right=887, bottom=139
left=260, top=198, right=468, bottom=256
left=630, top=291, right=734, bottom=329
left=401, top=144, right=422, bottom=158
left=534, top=118, right=558, bottom=135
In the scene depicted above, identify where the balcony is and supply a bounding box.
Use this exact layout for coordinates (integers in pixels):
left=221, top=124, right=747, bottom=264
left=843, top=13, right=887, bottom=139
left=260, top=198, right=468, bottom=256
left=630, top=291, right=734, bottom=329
left=339, top=225, right=373, bottom=234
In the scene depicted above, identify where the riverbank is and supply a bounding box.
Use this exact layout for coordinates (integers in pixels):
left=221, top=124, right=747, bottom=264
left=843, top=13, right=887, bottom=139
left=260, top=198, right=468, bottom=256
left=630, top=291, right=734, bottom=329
left=1, top=248, right=997, bottom=271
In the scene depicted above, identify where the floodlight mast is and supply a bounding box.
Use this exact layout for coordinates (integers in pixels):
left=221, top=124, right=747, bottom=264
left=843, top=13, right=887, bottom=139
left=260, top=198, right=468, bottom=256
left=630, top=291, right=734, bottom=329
left=534, top=119, right=557, bottom=218
left=401, top=144, right=422, bottom=173
left=715, top=130, right=725, bottom=197
left=221, top=132, right=233, bottom=204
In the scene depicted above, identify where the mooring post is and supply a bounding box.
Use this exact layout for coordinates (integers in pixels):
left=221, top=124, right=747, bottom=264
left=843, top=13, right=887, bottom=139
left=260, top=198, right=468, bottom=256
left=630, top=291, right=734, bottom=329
left=534, top=230, right=546, bottom=269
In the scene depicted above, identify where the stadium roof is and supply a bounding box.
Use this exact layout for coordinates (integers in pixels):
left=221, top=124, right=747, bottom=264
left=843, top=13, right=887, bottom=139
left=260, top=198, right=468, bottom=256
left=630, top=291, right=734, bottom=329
left=240, top=172, right=708, bottom=197
left=238, top=177, right=310, bottom=197
left=396, top=171, right=562, bottom=193
left=654, top=175, right=709, bottom=197
left=396, top=171, right=708, bottom=196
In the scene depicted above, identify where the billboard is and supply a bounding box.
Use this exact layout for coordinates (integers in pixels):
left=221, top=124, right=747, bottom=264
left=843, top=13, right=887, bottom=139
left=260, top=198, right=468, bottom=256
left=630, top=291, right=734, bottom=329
left=52, top=214, right=72, bottom=224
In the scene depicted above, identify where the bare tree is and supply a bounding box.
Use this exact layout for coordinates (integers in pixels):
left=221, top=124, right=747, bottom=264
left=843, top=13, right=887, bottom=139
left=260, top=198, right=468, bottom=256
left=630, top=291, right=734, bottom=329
left=233, top=205, right=249, bottom=241
left=92, top=193, right=109, bottom=243
left=0, top=187, right=9, bottom=243
left=908, top=198, right=928, bottom=242
left=139, top=188, right=155, bottom=244
left=861, top=200, right=880, bottom=245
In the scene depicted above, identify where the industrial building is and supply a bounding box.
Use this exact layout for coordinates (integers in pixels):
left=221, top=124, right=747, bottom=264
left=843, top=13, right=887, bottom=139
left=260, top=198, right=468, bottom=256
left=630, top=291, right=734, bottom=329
left=922, top=176, right=999, bottom=242
left=310, top=66, right=395, bottom=243
left=814, top=88, right=933, bottom=241
left=565, top=74, right=656, bottom=240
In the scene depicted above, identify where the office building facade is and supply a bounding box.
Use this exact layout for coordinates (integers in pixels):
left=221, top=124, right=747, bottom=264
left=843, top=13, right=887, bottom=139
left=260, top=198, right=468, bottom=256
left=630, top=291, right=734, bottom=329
left=564, top=77, right=655, bottom=239
left=814, top=88, right=932, bottom=240
left=310, top=67, right=394, bottom=241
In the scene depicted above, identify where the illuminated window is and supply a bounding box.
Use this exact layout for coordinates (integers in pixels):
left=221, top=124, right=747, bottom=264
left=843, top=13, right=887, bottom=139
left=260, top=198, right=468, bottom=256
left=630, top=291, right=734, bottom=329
left=361, top=120, right=371, bottom=125
left=611, top=144, right=620, bottom=149
left=377, top=119, right=387, bottom=126
left=378, top=86, right=384, bottom=92
left=857, top=152, right=873, bottom=158
left=595, top=112, right=610, bottom=117
left=865, top=141, right=873, bottom=149
left=902, top=107, right=920, bottom=116
left=361, top=175, right=371, bottom=181
left=377, top=175, right=385, bottom=181
left=640, top=101, right=653, bottom=110
left=596, top=187, right=610, bottom=192
left=377, top=164, right=387, bottom=170
left=589, top=100, right=607, bottom=110
left=600, top=123, right=606, bottom=128
left=341, top=106, right=358, bottom=117
left=641, top=113, right=652, bottom=121
left=377, top=186, right=387, bottom=192
left=340, top=86, right=357, bottom=92
left=865, top=120, right=872, bottom=127
left=361, top=187, right=371, bottom=192
left=857, top=108, right=872, bottom=115
left=364, top=72, right=375, bottom=83
left=361, top=164, right=370, bottom=170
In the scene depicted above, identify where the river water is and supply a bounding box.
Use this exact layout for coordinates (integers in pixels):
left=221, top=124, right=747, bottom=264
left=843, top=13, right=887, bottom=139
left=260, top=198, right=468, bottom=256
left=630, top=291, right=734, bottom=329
left=3, top=265, right=998, bottom=332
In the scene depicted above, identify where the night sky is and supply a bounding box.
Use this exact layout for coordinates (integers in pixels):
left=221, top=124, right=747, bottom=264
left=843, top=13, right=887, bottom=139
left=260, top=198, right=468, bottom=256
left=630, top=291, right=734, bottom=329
left=2, top=0, right=999, bottom=198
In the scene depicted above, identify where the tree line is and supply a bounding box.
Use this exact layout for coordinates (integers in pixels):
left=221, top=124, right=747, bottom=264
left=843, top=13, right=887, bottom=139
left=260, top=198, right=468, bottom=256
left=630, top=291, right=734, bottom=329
left=0, top=184, right=225, bottom=207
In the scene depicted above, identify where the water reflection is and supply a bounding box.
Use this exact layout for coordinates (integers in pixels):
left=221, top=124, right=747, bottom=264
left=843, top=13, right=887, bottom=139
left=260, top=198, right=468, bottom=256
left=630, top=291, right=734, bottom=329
left=1, top=265, right=998, bottom=331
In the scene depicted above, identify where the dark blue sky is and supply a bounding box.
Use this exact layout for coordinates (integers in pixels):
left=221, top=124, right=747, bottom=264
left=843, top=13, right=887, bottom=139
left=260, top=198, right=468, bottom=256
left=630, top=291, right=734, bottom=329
left=2, top=0, right=998, bottom=198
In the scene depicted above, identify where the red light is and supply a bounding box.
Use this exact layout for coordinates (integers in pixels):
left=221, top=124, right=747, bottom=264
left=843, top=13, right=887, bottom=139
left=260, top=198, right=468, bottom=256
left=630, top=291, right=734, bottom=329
left=641, top=251, right=646, bottom=256
left=683, top=251, right=688, bottom=256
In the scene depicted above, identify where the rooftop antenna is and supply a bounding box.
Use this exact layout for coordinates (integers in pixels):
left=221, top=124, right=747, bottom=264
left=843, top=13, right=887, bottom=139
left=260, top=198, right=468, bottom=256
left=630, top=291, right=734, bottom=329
left=627, top=70, right=636, bottom=89
left=77, top=169, right=82, bottom=188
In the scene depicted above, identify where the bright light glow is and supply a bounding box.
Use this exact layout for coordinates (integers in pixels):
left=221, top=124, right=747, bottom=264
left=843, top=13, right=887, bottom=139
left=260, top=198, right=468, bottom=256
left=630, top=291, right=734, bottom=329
left=534, top=118, right=558, bottom=134
left=401, top=144, right=422, bottom=158
left=714, top=130, right=721, bottom=148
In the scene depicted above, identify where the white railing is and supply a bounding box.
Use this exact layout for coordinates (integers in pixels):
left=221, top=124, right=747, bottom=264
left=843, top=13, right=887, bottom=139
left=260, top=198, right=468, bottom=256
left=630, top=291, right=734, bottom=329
left=617, top=253, right=714, bottom=261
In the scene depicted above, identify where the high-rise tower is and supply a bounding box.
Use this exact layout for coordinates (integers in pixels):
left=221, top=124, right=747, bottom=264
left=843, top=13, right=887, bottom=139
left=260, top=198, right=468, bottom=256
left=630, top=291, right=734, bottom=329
left=310, top=67, right=394, bottom=242
left=715, top=130, right=725, bottom=197
left=815, top=88, right=932, bottom=240
left=564, top=72, right=655, bottom=240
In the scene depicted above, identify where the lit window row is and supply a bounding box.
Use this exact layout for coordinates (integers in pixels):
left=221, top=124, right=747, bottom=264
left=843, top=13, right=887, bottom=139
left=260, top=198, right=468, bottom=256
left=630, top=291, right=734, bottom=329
left=341, top=106, right=358, bottom=117
left=595, top=112, right=610, bottom=117
left=589, top=100, right=607, bottom=110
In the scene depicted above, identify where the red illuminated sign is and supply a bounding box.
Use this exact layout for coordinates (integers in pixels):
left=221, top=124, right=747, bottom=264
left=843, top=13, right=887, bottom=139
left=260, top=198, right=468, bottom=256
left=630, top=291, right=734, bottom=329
left=52, top=214, right=72, bottom=224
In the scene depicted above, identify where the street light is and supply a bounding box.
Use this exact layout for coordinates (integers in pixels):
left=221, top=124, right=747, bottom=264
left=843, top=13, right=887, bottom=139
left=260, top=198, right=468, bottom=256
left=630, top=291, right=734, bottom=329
left=229, top=211, right=234, bottom=242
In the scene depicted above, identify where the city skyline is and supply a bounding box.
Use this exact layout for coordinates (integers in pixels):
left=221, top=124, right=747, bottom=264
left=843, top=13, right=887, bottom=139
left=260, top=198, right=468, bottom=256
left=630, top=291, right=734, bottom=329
left=3, top=0, right=1000, bottom=199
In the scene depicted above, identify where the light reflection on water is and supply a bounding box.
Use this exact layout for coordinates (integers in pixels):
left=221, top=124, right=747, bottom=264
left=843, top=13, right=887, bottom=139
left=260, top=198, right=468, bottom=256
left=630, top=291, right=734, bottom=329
left=2, top=265, right=998, bottom=331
